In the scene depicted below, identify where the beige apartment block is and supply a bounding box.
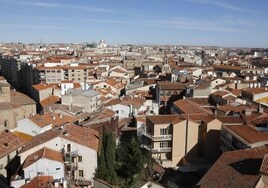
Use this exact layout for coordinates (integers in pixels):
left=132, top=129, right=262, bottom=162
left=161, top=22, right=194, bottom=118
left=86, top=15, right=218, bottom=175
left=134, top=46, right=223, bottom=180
left=141, top=114, right=221, bottom=168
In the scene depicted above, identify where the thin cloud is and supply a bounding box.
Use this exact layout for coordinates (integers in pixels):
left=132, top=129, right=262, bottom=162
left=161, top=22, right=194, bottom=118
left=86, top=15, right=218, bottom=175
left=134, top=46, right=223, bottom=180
left=18, top=1, right=60, bottom=8
left=143, top=17, right=246, bottom=32
left=8, top=0, right=113, bottom=13
left=180, top=0, right=260, bottom=14
left=0, top=23, right=84, bottom=31
left=6, top=15, right=247, bottom=33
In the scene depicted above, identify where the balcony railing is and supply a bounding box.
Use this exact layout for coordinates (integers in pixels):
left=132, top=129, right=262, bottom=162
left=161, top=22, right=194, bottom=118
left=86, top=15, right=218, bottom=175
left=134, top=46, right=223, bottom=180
left=142, top=144, right=171, bottom=153
left=66, top=162, right=78, bottom=171
left=65, top=150, right=79, bottom=162
left=220, top=137, right=236, bottom=151
left=142, top=131, right=172, bottom=141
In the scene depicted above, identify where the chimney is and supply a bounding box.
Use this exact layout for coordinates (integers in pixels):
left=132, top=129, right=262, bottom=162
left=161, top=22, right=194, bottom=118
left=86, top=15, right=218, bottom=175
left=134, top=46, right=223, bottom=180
left=54, top=180, right=59, bottom=188
left=244, top=109, right=252, bottom=116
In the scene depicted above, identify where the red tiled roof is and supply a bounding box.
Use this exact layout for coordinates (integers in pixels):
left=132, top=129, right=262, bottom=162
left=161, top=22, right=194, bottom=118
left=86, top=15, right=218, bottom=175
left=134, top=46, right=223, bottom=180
left=21, top=176, right=56, bottom=188
left=217, top=116, right=245, bottom=125
left=22, top=147, right=64, bottom=169
left=173, top=99, right=213, bottom=115
left=213, top=65, right=244, bottom=71
left=260, top=154, right=268, bottom=175
left=28, top=112, right=76, bottom=128
left=32, top=83, right=60, bottom=91
left=40, top=96, right=60, bottom=107
left=157, top=81, right=187, bottom=90
left=225, top=125, right=268, bottom=144
left=19, top=124, right=99, bottom=154
left=147, top=115, right=185, bottom=125
left=198, top=146, right=268, bottom=188
left=242, top=87, right=268, bottom=95
left=0, top=130, right=26, bottom=159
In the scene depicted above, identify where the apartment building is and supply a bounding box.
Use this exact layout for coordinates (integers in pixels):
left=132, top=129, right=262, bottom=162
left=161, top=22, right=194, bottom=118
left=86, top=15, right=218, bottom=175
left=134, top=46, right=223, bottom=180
left=220, top=124, right=268, bottom=152
left=36, top=66, right=64, bottom=84
left=141, top=114, right=221, bottom=167
left=0, top=57, right=19, bottom=88
left=61, top=88, right=101, bottom=113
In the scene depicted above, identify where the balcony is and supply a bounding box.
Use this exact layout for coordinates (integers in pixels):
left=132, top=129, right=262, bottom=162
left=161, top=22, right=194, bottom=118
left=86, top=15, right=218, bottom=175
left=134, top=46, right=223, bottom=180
left=220, top=137, right=236, bottom=152
left=64, top=150, right=79, bottom=162
left=142, top=144, right=171, bottom=153
left=142, top=131, right=172, bottom=141
left=66, top=162, right=78, bottom=171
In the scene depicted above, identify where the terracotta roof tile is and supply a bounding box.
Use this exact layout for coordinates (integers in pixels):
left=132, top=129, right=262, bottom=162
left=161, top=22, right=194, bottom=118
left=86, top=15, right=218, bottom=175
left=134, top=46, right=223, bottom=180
left=225, top=125, right=268, bottom=144
left=22, top=147, right=64, bottom=169
left=10, top=90, right=36, bottom=105
left=40, top=96, right=60, bottom=108
left=28, top=112, right=76, bottom=128
left=0, top=130, right=26, bottom=158
left=157, top=81, right=187, bottom=90
left=217, top=116, right=245, bottom=125
left=260, top=154, right=268, bottom=175
left=19, top=124, right=99, bottom=154
left=173, top=99, right=213, bottom=115
left=242, top=87, right=268, bottom=95
left=147, top=114, right=185, bottom=125
left=21, top=176, right=56, bottom=188
left=32, top=83, right=60, bottom=91
left=198, top=146, right=268, bottom=188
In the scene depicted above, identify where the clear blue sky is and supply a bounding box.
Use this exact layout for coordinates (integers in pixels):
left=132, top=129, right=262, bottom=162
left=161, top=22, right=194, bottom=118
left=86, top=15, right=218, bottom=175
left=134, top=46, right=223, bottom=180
left=0, top=0, right=267, bottom=47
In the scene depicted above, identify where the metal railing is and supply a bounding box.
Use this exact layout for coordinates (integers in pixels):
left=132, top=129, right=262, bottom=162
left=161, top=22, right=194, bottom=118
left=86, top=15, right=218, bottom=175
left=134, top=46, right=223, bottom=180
left=142, top=131, right=172, bottom=141
left=142, top=144, right=171, bottom=153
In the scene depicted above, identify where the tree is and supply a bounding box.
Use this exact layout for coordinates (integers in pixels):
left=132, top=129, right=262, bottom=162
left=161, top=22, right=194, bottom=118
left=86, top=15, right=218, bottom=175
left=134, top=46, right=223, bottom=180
left=96, top=127, right=117, bottom=185
left=118, top=136, right=144, bottom=182
left=105, top=132, right=117, bottom=184
left=96, top=139, right=107, bottom=179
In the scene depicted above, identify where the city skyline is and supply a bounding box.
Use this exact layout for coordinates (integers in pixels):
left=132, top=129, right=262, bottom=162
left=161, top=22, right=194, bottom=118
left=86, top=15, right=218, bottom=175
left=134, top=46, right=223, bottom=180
left=1, top=0, right=268, bottom=48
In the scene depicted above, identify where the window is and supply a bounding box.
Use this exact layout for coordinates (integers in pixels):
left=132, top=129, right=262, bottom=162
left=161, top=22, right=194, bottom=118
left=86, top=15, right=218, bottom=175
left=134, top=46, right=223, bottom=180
left=57, top=70, right=61, bottom=73
left=160, top=142, right=168, bottom=148
left=67, top=144, right=71, bottom=152
left=160, top=128, right=168, bottom=135
left=79, top=170, right=84, bottom=177
left=78, top=156, right=82, bottom=162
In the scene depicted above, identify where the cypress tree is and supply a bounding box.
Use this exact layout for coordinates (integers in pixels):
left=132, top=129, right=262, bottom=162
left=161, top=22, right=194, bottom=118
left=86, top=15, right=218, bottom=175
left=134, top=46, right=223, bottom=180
left=96, top=142, right=106, bottom=179
left=121, top=136, right=143, bottom=178
left=105, top=132, right=117, bottom=184
left=96, top=127, right=117, bottom=185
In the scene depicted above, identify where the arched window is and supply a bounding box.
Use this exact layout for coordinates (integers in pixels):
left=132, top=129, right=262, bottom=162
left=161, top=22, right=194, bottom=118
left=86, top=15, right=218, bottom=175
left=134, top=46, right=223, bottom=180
left=67, top=144, right=71, bottom=152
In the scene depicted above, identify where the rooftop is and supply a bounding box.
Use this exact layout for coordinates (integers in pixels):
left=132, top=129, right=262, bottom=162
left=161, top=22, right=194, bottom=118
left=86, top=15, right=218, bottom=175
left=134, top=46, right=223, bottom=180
left=22, top=147, right=64, bottom=169
left=224, top=125, right=268, bottom=144
left=147, top=114, right=185, bottom=125
left=198, top=146, right=268, bottom=188
left=0, top=130, right=26, bottom=159
left=19, top=124, right=99, bottom=154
